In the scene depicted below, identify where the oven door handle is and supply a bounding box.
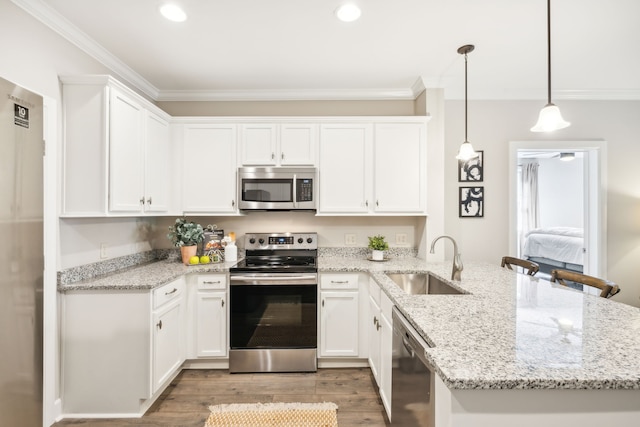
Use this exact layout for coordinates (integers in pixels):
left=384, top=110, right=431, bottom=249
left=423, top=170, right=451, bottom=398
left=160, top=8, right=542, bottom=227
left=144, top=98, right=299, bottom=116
left=230, top=275, right=317, bottom=285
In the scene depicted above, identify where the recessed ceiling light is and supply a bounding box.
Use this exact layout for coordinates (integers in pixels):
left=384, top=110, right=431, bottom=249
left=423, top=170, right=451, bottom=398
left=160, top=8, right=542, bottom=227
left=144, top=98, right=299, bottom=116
left=160, top=4, right=187, bottom=22
left=335, top=3, right=361, bottom=22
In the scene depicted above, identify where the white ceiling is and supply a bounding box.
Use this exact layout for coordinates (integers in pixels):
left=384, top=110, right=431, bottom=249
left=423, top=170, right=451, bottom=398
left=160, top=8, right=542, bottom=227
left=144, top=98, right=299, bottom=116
left=15, top=0, right=640, bottom=101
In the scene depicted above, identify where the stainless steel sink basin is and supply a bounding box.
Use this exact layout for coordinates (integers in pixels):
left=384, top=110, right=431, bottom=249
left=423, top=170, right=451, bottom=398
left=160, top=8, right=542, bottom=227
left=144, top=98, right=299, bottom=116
left=386, top=273, right=463, bottom=295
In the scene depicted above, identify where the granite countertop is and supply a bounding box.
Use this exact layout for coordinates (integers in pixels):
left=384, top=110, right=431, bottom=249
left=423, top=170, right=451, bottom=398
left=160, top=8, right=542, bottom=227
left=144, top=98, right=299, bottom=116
left=58, top=254, right=640, bottom=391
left=319, top=256, right=640, bottom=391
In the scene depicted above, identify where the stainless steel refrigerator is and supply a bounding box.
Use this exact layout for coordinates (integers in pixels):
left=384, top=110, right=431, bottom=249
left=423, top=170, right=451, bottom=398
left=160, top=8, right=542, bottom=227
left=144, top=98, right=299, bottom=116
left=0, top=76, right=44, bottom=426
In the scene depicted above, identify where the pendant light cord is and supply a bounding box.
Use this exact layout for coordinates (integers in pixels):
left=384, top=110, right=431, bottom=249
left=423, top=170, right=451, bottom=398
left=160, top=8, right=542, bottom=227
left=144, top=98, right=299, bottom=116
left=464, top=50, right=468, bottom=142
left=546, top=0, right=552, bottom=104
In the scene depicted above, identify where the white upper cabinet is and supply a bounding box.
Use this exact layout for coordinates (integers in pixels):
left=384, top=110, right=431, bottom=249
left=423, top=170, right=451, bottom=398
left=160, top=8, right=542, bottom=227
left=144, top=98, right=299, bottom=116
left=108, top=89, right=145, bottom=212
left=373, top=122, right=427, bottom=214
left=318, top=124, right=372, bottom=214
left=182, top=124, right=237, bottom=213
left=318, top=120, right=427, bottom=215
left=240, top=123, right=317, bottom=166
left=60, top=76, right=172, bottom=216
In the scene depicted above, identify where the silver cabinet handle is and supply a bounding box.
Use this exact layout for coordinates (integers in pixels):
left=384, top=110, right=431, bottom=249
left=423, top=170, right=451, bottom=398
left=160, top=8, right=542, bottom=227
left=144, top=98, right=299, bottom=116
left=376, top=321, right=381, bottom=331
left=221, top=299, right=225, bottom=307
left=271, top=152, right=275, bottom=160
left=140, top=197, right=145, bottom=205
left=373, top=316, right=378, bottom=326
left=232, top=200, right=235, bottom=207
left=376, top=200, right=379, bottom=207
left=165, top=288, right=177, bottom=295
left=365, top=200, right=369, bottom=207
left=203, top=280, right=221, bottom=285
left=157, top=320, right=163, bottom=330
left=331, top=280, right=348, bottom=284
left=147, top=197, right=152, bottom=205
left=281, top=152, right=285, bottom=160
left=322, top=299, right=325, bottom=307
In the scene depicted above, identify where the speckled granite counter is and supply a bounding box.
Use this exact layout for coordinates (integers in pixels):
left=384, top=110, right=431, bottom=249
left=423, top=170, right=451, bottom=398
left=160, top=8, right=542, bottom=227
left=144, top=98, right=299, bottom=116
left=319, top=255, right=640, bottom=391
left=58, top=253, right=640, bottom=392
left=57, top=259, right=239, bottom=291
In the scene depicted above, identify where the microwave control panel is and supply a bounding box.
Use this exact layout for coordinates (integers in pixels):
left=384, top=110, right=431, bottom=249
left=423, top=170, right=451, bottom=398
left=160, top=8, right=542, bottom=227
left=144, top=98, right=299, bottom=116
left=296, top=178, right=313, bottom=202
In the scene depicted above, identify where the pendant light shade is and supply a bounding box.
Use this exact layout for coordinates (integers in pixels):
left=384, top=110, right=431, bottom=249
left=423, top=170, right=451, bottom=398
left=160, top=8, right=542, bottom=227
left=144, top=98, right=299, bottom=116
left=531, top=0, right=570, bottom=132
left=455, top=44, right=479, bottom=161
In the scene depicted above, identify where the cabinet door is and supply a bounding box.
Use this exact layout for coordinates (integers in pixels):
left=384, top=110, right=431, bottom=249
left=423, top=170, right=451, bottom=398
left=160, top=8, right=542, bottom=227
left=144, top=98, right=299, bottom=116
left=144, top=111, right=170, bottom=212
left=379, top=312, right=393, bottom=416
left=183, top=125, right=237, bottom=212
left=196, top=291, right=227, bottom=357
left=374, top=123, right=426, bottom=213
left=319, top=291, right=359, bottom=357
left=109, top=89, right=145, bottom=212
left=280, top=123, right=317, bottom=166
left=368, top=295, right=381, bottom=382
left=318, top=124, right=372, bottom=213
left=241, top=124, right=277, bottom=165
left=152, top=298, right=182, bottom=393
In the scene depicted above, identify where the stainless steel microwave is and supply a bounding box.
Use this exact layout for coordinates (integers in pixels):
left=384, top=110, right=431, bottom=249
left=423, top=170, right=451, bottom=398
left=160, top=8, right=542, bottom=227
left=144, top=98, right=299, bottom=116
left=237, top=167, right=317, bottom=211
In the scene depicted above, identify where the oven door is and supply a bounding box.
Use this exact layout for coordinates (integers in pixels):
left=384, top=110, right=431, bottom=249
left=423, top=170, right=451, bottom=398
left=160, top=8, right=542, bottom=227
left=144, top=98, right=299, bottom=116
left=230, top=273, right=317, bottom=350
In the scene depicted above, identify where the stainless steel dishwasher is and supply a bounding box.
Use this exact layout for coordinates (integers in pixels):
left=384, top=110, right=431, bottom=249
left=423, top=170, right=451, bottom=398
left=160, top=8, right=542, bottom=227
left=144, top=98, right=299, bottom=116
left=391, top=307, right=435, bottom=426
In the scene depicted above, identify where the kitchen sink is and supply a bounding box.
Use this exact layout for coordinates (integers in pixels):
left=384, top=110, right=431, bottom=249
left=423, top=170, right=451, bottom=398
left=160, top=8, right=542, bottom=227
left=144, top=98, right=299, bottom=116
left=386, top=273, right=463, bottom=295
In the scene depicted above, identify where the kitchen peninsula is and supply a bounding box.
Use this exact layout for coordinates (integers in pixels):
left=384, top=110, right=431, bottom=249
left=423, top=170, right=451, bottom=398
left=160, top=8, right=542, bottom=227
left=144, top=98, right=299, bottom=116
left=58, top=254, right=640, bottom=425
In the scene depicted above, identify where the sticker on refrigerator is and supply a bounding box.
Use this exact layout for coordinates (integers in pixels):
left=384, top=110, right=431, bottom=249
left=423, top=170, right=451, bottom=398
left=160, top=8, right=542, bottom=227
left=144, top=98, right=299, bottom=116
left=14, top=103, right=29, bottom=128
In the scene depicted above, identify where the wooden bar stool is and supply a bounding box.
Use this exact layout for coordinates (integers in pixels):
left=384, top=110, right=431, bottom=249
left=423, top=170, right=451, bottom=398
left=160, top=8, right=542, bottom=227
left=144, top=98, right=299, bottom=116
left=501, top=256, right=540, bottom=276
left=550, top=269, right=621, bottom=298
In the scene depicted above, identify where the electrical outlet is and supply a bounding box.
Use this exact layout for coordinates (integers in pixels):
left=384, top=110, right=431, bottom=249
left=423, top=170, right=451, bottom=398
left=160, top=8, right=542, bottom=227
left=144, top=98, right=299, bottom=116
left=345, top=233, right=357, bottom=246
left=100, top=243, right=108, bottom=259
left=396, top=233, right=408, bottom=245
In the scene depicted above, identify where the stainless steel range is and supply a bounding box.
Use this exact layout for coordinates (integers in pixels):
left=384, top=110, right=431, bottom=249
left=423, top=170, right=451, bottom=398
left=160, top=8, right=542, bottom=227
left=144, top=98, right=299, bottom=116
left=229, top=232, right=318, bottom=373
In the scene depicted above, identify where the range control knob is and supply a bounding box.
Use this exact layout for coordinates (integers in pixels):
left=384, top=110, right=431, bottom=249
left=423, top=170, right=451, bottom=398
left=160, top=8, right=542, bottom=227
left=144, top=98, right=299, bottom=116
left=249, top=238, right=256, bottom=244
left=307, top=237, right=313, bottom=244
left=297, top=238, right=304, bottom=244
left=259, top=238, right=265, bottom=245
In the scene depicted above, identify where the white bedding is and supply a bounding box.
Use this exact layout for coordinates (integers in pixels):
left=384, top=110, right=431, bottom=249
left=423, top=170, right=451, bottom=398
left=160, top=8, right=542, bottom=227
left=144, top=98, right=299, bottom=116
left=522, top=227, right=584, bottom=266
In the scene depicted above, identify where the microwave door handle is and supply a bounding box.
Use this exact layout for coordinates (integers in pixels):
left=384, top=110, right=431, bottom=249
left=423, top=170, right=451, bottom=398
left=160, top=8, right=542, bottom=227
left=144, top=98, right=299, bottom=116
left=292, top=174, right=297, bottom=208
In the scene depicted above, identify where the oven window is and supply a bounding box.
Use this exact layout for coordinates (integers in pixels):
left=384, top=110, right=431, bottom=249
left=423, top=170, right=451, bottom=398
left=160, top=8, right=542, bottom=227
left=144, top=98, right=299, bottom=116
left=242, top=179, right=292, bottom=202
left=230, top=285, right=317, bottom=349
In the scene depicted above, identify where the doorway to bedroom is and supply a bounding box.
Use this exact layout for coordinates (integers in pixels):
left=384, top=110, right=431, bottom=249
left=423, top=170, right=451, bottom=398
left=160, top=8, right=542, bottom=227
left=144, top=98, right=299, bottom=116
left=508, top=141, right=607, bottom=280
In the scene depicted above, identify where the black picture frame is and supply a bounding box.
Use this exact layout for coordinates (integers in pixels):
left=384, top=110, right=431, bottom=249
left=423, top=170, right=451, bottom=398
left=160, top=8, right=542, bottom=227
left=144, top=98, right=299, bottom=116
left=458, top=150, right=484, bottom=182
left=459, top=186, right=484, bottom=217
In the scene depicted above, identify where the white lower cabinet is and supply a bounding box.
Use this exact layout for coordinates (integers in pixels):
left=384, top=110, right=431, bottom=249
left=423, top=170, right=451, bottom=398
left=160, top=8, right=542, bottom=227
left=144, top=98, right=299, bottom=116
left=368, top=277, right=393, bottom=419
left=318, top=273, right=368, bottom=358
left=61, top=277, right=185, bottom=415
left=152, top=297, right=183, bottom=392
left=194, top=274, right=228, bottom=358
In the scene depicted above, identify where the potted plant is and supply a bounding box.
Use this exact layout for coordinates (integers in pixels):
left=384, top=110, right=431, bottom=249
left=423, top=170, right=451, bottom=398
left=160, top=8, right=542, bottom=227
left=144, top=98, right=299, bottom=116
left=368, top=234, right=389, bottom=261
left=167, top=217, right=204, bottom=264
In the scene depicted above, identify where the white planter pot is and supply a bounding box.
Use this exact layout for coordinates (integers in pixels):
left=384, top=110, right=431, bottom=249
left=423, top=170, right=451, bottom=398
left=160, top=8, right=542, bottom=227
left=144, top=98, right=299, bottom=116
left=371, top=250, right=384, bottom=261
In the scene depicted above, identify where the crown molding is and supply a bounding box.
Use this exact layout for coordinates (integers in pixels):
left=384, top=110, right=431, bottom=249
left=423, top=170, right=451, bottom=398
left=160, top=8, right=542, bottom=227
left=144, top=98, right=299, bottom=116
left=12, top=0, right=160, bottom=99
left=155, top=87, right=418, bottom=102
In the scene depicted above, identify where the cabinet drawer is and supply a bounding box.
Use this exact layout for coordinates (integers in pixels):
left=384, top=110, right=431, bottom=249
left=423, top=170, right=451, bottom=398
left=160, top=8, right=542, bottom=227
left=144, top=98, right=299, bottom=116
left=153, top=279, right=184, bottom=309
left=321, top=274, right=358, bottom=290
left=196, top=274, right=227, bottom=290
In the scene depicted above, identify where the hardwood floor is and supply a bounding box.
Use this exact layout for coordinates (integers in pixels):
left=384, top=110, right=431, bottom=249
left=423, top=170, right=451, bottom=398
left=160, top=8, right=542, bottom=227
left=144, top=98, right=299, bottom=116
left=53, top=368, right=389, bottom=426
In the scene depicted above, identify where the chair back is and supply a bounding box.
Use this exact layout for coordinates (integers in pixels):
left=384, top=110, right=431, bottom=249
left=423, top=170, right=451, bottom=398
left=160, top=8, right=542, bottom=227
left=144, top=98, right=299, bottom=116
left=501, top=256, right=539, bottom=276
left=550, top=269, right=620, bottom=298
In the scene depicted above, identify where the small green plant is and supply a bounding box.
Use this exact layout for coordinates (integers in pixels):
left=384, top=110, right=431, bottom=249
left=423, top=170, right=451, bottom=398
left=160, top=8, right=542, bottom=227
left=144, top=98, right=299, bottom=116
left=368, top=234, right=389, bottom=251
left=167, top=217, right=204, bottom=247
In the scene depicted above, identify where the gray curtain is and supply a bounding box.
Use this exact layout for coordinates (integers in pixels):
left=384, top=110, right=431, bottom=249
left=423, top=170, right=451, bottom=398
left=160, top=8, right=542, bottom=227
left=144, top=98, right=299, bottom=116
left=520, top=161, right=540, bottom=253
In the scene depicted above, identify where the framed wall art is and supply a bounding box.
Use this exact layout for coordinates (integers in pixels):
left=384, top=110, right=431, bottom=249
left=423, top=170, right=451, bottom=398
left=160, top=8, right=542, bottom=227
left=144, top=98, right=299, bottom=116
left=458, top=150, right=483, bottom=182
left=459, top=186, right=484, bottom=217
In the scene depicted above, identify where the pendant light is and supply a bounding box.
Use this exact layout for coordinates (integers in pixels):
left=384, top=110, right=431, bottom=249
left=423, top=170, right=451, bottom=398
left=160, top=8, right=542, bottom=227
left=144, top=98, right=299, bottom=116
left=531, top=0, right=570, bottom=132
left=456, top=44, right=479, bottom=161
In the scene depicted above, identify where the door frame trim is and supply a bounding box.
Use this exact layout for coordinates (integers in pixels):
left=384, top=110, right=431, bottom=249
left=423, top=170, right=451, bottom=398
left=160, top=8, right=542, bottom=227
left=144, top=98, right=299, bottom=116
left=508, top=140, right=607, bottom=278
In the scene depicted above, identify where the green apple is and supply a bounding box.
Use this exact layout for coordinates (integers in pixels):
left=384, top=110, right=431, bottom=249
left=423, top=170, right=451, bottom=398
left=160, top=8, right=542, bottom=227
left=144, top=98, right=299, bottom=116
left=189, top=256, right=200, bottom=265
left=199, top=255, right=211, bottom=264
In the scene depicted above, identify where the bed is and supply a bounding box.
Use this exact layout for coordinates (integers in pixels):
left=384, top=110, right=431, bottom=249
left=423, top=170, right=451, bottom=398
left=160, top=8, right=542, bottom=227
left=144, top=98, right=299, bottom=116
left=522, top=227, right=584, bottom=275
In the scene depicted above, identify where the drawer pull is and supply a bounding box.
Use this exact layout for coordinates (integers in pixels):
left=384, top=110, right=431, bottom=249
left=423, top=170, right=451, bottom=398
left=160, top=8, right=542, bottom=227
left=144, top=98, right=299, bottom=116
left=331, top=280, right=348, bottom=284
left=164, top=288, right=178, bottom=295
left=203, top=280, right=221, bottom=285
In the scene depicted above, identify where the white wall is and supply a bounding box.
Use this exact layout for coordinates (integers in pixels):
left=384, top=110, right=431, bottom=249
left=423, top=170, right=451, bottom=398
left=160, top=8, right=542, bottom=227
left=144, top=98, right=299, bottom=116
left=445, top=99, right=640, bottom=308
left=537, top=156, right=584, bottom=229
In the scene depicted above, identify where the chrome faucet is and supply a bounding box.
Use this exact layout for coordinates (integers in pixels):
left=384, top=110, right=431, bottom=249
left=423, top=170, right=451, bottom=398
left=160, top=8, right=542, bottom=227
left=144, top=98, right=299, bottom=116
left=430, top=235, right=463, bottom=281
